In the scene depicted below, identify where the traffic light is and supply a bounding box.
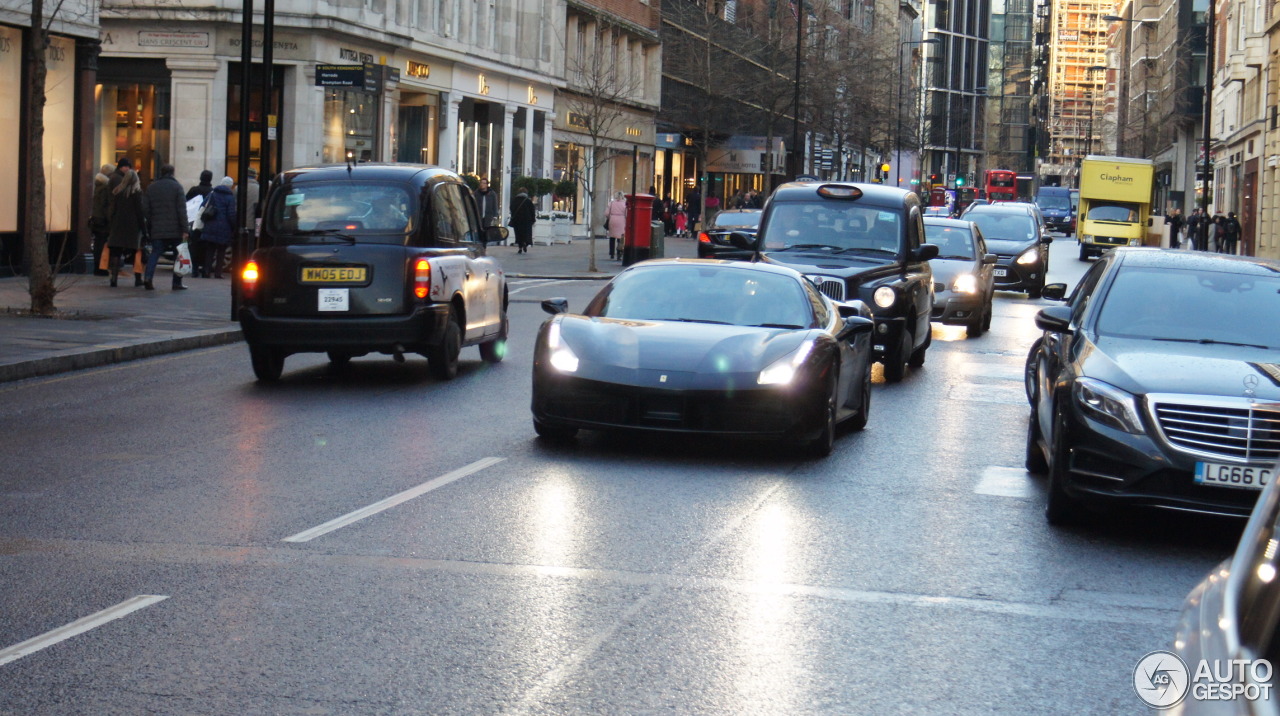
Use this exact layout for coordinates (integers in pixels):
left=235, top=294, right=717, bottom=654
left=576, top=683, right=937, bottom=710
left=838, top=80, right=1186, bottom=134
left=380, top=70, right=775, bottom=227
left=880, top=163, right=891, bottom=174
left=955, top=175, right=966, bottom=187
left=930, top=173, right=941, bottom=184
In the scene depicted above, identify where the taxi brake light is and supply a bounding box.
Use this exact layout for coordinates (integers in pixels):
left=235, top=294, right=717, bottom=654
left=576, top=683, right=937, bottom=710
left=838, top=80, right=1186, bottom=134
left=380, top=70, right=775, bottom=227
left=414, top=258, right=431, bottom=299
left=242, top=260, right=260, bottom=299
left=698, top=231, right=711, bottom=244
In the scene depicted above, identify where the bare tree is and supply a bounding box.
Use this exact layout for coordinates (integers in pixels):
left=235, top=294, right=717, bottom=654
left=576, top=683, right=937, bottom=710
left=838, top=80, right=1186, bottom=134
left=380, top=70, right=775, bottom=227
left=561, top=17, right=648, bottom=273
left=805, top=23, right=895, bottom=180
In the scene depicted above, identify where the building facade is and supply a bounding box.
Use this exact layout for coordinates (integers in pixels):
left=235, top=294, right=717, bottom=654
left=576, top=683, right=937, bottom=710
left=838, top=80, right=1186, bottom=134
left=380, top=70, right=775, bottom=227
left=0, top=0, right=101, bottom=274
left=922, top=0, right=990, bottom=188
left=1040, top=0, right=1110, bottom=187
left=985, top=0, right=1038, bottom=176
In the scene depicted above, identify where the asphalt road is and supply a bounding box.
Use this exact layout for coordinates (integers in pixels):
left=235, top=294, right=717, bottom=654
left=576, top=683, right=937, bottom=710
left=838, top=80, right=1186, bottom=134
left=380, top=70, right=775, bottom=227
left=0, top=237, right=1243, bottom=714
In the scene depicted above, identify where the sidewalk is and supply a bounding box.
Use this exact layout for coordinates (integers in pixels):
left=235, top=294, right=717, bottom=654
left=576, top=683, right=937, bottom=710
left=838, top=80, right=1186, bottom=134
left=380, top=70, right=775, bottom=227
left=0, top=234, right=700, bottom=383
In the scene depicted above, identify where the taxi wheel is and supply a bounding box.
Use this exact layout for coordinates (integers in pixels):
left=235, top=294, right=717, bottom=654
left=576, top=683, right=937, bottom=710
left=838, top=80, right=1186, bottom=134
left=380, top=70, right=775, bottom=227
left=250, top=345, right=284, bottom=382
left=883, top=330, right=911, bottom=383
left=430, top=308, right=462, bottom=380
left=908, top=330, right=930, bottom=367
left=479, top=312, right=508, bottom=363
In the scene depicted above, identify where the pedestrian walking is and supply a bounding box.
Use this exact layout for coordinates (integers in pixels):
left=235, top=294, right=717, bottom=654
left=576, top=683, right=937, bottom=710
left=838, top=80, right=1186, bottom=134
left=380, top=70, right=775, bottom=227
left=244, top=167, right=262, bottom=237
left=186, top=170, right=214, bottom=277
left=745, top=189, right=762, bottom=209
left=142, top=164, right=189, bottom=291
left=687, top=186, right=702, bottom=233
left=1187, top=209, right=1205, bottom=251
left=198, top=177, right=238, bottom=278
left=650, top=187, right=663, bottom=228
left=1167, top=208, right=1183, bottom=249
left=674, top=204, right=689, bottom=237
left=475, top=178, right=500, bottom=244
left=606, top=192, right=627, bottom=260
left=1222, top=212, right=1241, bottom=255
left=106, top=168, right=147, bottom=288
left=508, top=185, right=537, bottom=253
left=90, top=163, right=114, bottom=275
left=1211, top=212, right=1226, bottom=253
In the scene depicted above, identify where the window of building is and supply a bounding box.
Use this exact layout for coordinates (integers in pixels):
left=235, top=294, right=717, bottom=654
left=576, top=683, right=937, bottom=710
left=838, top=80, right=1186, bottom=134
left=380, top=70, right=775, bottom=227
left=96, top=57, right=171, bottom=187
left=323, top=88, right=377, bottom=163
left=227, top=63, right=284, bottom=180
left=0, top=25, right=21, bottom=233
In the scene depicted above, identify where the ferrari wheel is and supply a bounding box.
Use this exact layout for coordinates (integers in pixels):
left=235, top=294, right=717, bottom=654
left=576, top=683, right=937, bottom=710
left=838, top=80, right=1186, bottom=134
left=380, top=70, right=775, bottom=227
left=908, top=329, right=930, bottom=367
left=805, top=387, right=837, bottom=458
left=848, top=364, right=872, bottom=432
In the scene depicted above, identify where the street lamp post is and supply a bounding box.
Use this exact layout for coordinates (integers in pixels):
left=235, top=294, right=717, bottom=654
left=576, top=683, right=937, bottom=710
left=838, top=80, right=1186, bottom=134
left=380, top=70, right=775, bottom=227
left=790, top=0, right=804, bottom=179
left=895, top=37, right=939, bottom=187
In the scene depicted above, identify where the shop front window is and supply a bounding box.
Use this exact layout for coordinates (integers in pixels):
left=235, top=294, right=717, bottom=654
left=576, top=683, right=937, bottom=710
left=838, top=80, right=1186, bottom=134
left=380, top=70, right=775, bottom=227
left=396, top=92, right=439, bottom=165
left=0, top=25, right=21, bottom=232
left=553, top=141, right=582, bottom=221
left=96, top=58, right=171, bottom=188
left=511, top=107, right=527, bottom=179
left=323, top=88, right=377, bottom=164
left=457, top=98, right=504, bottom=183
left=227, top=64, right=284, bottom=181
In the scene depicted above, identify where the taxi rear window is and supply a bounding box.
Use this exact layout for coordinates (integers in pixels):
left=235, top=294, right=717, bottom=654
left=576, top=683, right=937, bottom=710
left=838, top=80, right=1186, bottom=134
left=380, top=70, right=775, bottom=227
left=265, top=182, right=416, bottom=245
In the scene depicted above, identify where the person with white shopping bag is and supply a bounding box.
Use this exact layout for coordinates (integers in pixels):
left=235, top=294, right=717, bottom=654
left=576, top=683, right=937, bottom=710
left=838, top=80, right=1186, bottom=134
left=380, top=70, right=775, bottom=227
left=142, top=163, right=190, bottom=291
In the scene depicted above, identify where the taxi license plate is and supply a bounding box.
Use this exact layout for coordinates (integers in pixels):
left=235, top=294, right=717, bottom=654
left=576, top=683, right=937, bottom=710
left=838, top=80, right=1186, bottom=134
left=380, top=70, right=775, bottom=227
left=993, top=268, right=1008, bottom=277
left=301, top=266, right=367, bottom=283
left=1195, top=462, right=1274, bottom=491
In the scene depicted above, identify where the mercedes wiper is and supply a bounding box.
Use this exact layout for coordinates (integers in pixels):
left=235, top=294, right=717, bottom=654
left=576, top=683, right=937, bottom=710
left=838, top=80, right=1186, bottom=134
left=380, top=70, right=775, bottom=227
left=838, top=247, right=897, bottom=256
left=749, top=323, right=804, bottom=329
left=1153, top=337, right=1272, bottom=350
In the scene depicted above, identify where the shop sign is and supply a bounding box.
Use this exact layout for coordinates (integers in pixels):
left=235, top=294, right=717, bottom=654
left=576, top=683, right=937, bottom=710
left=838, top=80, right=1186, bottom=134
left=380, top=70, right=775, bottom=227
left=138, top=31, right=209, bottom=48
left=407, top=61, right=430, bottom=78
left=316, top=64, right=367, bottom=88
left=568, top=112, right=588, bottom=129
left=340, top=47, right=375, bottom=64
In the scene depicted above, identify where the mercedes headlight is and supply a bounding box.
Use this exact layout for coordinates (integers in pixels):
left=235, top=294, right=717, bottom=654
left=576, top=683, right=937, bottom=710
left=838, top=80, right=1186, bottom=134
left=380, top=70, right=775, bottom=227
left=546, top=321, right=579, bottom=373
left=1073, top=377, right=1144, bottom=434
left=873, top=286, right=897, bottom=308
left=757, top=339, right=815, bottom=385
left=951, top=273, right=979, bottom=294
left=1016, top=247, right=1040, bottom=265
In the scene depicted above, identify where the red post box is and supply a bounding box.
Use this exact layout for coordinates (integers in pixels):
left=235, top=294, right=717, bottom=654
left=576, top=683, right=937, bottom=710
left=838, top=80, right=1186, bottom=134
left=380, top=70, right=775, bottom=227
left=622, top=193, right=655, bottom=266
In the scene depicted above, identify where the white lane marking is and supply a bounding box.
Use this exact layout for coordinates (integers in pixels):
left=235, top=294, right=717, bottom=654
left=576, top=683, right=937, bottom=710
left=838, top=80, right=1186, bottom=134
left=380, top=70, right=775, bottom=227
left=283, top=457, right=505, bottom=543
left=0, top=595, right=169, bottom=667
left=509, top=279, right=573, bottom=296
left=962, top=363, right=1024, bottom=381
left=975, top=466, right=1036, bottom=499
left=948, top=382, right=1026, bottom=405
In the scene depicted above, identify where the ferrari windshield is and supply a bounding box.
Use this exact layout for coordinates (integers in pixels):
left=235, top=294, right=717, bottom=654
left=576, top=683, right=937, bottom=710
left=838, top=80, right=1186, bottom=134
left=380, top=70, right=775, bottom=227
left=588, top=265, right=816, bottom=328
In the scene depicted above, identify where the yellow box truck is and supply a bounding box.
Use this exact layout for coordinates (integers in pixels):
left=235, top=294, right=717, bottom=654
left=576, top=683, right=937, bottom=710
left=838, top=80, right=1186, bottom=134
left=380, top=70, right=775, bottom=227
left=1076, top=155, right=1155, bottom=261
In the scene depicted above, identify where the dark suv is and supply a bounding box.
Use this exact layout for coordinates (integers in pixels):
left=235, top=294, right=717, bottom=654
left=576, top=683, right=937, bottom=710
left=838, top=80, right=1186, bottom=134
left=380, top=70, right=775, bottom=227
left=962, top=203, right=1052, bottom=298
left=238, top=164, right=509, bottom=382
left=755, top=182, right=937, bottom=382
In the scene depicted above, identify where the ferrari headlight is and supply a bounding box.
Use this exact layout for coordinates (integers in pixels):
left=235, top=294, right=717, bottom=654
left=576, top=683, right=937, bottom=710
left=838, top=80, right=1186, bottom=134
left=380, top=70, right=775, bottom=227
left=873, top=286, right=897, bottom=308
left=757, top=339, right=815, bottom=385
left=951, top=273, right=979, bottom=294
left=1073, top=377, right=1143, bottom=434
left=546, top=321, right=579, bottom=373
left=1016, top=247, right=1040, bottom=265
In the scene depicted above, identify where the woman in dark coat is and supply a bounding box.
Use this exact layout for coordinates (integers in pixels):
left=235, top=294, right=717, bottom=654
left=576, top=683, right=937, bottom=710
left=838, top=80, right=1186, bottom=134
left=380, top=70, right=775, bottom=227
left=199, top=177, right=238, bottom=278
left=508, top=186, right=537, bottom=253
left=106, top=168, right=147, bottom=287
left=186, top=169, right=215, bottom=277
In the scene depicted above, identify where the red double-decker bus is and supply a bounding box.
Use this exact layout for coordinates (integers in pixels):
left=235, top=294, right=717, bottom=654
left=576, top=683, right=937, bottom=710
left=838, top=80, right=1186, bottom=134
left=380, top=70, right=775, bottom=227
left=984, top=169, right=1017, bottom=202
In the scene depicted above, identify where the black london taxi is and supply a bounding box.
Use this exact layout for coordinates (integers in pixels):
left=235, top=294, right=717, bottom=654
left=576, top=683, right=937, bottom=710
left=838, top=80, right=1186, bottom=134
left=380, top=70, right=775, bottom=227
left=752, top=182, right=937, bottom=382
left=238, top=164, right=509, bottom=382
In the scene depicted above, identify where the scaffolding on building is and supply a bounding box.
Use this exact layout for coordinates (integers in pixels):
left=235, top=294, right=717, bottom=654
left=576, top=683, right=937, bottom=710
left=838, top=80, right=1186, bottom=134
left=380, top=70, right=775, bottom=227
left=1045, top=0, right=1114, bottom=186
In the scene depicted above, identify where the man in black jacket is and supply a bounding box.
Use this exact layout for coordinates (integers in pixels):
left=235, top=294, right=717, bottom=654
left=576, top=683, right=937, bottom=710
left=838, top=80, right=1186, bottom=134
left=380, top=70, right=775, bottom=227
left=475, top=178, right=500, bottom=245
left=142, top=164, right=189, bottom=290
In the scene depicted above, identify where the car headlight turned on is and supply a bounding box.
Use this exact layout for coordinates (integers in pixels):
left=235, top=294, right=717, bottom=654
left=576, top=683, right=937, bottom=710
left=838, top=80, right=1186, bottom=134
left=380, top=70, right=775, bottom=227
left=873, top=286, right=896, bottom=308
left=1016, top=247, right=1040, bottom=265
left=1081, top=234, right=1095, bottom=243
left=546, top=321, right=580, bottom=373
left=1073, top=377, right=1144, bottom=434
left=758, top=339, right=815, bottom=385
left=951, top=273, right=978, bottom=294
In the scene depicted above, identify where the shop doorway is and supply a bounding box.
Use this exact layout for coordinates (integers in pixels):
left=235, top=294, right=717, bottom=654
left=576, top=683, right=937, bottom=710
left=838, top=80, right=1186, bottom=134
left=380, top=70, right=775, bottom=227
left=96, top=58, right=171, bottom=186
left=396, top=93, right=439, bottom=165
left=226, top=63, right=285, bottom=182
